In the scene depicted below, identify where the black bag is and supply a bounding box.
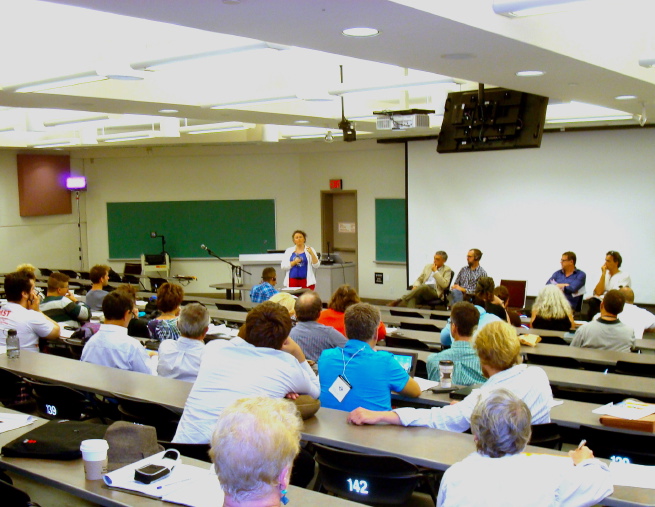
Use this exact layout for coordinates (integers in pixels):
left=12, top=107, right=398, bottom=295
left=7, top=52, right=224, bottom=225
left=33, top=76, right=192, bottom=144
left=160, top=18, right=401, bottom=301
left=2, top=420, right=108, bottom=460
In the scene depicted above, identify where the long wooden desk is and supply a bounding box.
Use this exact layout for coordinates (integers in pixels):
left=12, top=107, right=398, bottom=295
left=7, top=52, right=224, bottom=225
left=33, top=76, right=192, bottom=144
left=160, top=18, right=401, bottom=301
left=0, top=408, right=360, bottom=507
left=1, top=354, right=653, bottom=505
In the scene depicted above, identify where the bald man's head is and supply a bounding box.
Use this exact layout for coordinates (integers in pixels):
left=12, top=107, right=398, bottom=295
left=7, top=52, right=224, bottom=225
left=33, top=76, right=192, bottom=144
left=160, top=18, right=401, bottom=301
left=620, top=287, right=635, bottom=304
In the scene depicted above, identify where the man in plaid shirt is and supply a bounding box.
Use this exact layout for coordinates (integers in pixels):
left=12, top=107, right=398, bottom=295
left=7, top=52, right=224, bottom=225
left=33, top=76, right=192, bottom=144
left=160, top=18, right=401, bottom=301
left=451, top=249, right=487, bottom=304
left=250, top=267, right=279, bottom=303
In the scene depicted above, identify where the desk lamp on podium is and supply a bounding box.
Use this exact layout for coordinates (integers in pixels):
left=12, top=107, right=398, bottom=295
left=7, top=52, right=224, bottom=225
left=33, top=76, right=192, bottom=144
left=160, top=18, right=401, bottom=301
left=142, top=231, right=171, bottom=283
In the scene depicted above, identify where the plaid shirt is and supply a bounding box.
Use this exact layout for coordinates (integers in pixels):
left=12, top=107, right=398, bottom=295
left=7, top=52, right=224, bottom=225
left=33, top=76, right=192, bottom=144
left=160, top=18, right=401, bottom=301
left=426, top=341, right=486, bottom=386
left=453, top=265, right=487, bottom=294
left=250, top=282, right=278, bottom=303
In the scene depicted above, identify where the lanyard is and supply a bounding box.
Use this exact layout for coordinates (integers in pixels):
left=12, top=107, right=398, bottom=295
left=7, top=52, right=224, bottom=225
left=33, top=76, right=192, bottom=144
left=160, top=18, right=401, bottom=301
left=340, top=346, right=366, bottom=384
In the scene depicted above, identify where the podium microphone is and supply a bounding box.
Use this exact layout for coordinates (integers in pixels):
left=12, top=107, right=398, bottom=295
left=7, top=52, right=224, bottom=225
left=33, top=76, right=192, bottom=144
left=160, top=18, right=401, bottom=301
left=200, top=244, right=208, bottom=251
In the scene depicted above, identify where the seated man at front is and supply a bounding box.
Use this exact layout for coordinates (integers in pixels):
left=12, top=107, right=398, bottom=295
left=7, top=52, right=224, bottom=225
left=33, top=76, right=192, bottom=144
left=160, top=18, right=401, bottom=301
left=157, top=303, right=209, bottom=382
left=389, top=251, right=452, bottom=308
left=250, top=267, right=279, bottom=303
left=586, top=250, right=631, bottom=320
left=173, top=301, right=320, bottom=444
left=427, top=302, right=485, bottom=386
left=437, top=389, right=612, bottom=507
left=318, top=303, right=421, bottom=412
left=40, top=272, right=90, bottom=329
left=571, top=289, right=635, bottom=352
left=290, top=292, right=346, bottom=372
left=546, top=251, right=586, bottom=310
left=348, top=321, right=553, bottom=432
left=80, top=291, right=152, bottom=374
left=450, top=249, right=487, bottom=304
left=85, top=264, right=111, bottom=311
left=0, top=271, right=60, bottom=352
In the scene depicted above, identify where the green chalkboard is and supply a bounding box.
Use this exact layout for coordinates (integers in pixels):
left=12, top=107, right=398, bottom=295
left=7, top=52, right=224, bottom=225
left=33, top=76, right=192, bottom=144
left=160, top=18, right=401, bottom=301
left=375, top=199, right=406, bottom=262
left=107, top=200, right=276, bottom=259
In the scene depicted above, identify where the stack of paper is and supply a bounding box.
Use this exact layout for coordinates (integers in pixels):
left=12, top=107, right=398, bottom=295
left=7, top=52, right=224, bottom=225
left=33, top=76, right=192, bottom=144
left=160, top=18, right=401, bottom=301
left=0, top=413, right=35, bottom=434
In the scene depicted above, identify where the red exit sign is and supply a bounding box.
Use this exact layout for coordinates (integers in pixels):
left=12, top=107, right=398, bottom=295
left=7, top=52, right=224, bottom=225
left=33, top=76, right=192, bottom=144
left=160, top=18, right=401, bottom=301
left=329, top=179, right=342, bottom=190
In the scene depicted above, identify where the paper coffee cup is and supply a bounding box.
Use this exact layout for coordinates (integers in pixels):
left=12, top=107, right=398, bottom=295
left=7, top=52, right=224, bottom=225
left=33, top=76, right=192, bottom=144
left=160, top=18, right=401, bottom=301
left=80, top=439, right=109, bottom=480
left=439, top=360, right=454, bottom=388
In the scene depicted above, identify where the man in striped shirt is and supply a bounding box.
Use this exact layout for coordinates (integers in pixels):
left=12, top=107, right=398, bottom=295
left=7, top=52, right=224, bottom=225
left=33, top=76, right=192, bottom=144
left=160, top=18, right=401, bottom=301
left=427, top=302, right=485, bottom=385
left=450, top=249, right=487, bottom=304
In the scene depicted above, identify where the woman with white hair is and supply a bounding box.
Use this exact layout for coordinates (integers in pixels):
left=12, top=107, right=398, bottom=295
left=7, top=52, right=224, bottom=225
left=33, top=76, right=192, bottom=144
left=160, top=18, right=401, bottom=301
left=530, top=285, right=575, bottom=331
left=211, top=396, right=302, bottom=507
left=437, top=389, right=613, bottom=506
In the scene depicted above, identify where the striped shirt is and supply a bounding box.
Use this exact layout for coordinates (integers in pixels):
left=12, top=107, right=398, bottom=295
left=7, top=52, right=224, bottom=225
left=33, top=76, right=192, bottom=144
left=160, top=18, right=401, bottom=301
left=394, top=364, right=553, bottom=432
left=290, top=320, right=347, bottom=362
left=40, top=295, right=90, bottom=328
left=452, top=265, right=488, bottom=294
left=426, top=341, right=486, bottom=386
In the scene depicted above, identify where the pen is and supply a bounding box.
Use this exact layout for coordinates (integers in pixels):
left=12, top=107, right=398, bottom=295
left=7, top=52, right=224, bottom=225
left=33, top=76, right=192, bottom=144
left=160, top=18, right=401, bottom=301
left=576, top=439, right=586, bottom=450
left=157, top=477, right=191, bottom=490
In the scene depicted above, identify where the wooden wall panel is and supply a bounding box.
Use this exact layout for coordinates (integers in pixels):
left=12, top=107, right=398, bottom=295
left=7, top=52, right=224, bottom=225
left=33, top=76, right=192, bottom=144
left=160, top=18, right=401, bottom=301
left=17, top=154, right=71, bottom=217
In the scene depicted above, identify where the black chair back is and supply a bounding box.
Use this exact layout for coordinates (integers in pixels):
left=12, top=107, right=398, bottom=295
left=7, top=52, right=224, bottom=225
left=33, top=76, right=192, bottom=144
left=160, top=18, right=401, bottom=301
left=529, top=423, right=562, bottom=450
left=526, top=354, right=583, bottom=370
left=614, top=360, right=655, bottom=379
left=215, top=302, right=249, bottom=313
left=24, top=379, right=97, bottom=421
left=399, top=321, right=442, bottom=333
left=114, top=396, right=180, bottom=442
left=0, top=477, right=41, bottom=507
left=389, top=309, right=424, bottom=319
left=580, top=424, right=655, bottom=466
left=157, top=441, right=211, bottom=463
left=536, top=335, right=569, bottom=346
left=313, top=443, right=437, bottom=505
left=384, top=335, right=431, bottom=351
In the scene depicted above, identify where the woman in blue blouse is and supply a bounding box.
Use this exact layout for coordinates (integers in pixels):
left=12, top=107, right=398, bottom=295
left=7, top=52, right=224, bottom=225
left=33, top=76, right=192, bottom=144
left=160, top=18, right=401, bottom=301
left=281, top=230, right=320, bottom=290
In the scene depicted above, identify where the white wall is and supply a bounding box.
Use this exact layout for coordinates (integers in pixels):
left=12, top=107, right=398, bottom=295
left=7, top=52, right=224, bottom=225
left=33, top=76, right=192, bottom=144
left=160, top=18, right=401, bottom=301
left=407, top=128, right=655, bottom=303
left=73, top=140, right=406, bottom=299
left=0, top=151, right=83, bottom=272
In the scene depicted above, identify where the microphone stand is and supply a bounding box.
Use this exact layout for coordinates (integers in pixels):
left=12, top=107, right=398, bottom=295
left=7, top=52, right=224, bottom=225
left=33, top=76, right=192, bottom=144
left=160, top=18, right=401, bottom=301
left=202, top=246, right=251, bottom=300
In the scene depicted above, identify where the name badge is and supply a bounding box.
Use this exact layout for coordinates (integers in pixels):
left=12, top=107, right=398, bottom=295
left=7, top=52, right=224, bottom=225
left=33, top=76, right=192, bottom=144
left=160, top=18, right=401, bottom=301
left=328, top=375, right=352, bottom=403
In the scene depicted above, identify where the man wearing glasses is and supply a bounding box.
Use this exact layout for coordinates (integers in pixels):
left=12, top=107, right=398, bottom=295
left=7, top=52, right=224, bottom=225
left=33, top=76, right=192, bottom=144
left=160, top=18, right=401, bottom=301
left=250, top=267, right=279, bottom=303
left=547, top=251, right=586, bottom=310
left=0, top=271, right=60, bottom=352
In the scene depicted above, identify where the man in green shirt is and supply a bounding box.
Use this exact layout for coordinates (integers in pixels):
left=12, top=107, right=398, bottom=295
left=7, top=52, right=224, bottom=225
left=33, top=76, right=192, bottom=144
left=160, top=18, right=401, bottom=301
left=427, top=302, right=486, bottom=386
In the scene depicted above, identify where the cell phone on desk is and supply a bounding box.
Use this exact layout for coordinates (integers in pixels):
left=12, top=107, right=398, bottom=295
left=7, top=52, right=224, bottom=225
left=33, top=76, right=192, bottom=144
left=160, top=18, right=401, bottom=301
left=430, top=385, right=459, bottom=394
left=134, top=464, right=170, bottom=484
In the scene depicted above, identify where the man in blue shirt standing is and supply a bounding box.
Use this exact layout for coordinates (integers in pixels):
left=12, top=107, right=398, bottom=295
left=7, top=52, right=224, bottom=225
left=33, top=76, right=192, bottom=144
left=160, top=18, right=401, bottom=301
left=318, top=303, right=421, bottom=412
left=250, top=267, right=279, bottom=303
left=547, top=251, right=586, bottom=310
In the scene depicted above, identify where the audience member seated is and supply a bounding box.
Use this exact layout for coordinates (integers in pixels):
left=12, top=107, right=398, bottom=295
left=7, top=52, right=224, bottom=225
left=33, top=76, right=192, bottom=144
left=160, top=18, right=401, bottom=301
left=437, top=389, right=613, bottom=507
left=80, top=291, right=152, bottom=374
left=15, top=264, right=42, bottom=300
left=157, top=303, right=208, bottom=382
left=210, top=397, right=302, bottom=507
left=427, top=302, right=485, bottom=386
left=590, top=287, right=655, bottom=341
left=530, top=285, right=575, bottom=331
left=571, top=289, right=635, bottom=352
left=586, top=250, right=631, bottom=321
left=318, top=285, right=386, bottom=341
left=493, top=285, right=522, bottom=327
left=114, top=284, right=150, bottom=338
left=319, top=303, right=420, bottom=411
left=173, top=301, right=320, bottom=444
left=473, top=277, right=508, bottom=322
left=148, top=282, right=184, bottom=341
left=250, top=267, right=279, bottom=303
left=86, top=264, right=111, bottom=311
left=546, top=251, right=586, bottom=311
left=389, top=250, right=452, bottom=308
left=450, top=249, right=487, bottom=304
left=289, top=291, right=346, bottom=368
left=348, top=321, right=553, bottom=432
left=269, top=292, right=297, bottom=318
left=440, top=303, right=501, bottom=348
left=0, top=271, right=60, bottom=351
left=40, top=272, right=90, bottom=329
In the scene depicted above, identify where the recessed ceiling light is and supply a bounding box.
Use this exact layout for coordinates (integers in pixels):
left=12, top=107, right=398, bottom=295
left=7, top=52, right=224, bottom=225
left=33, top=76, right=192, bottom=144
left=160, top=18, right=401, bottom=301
left=159, top=109, right=179, bottom=114
left=516, top=70, right=545, bottom=77
left=441, top=53, right=476, bottom=60
left=342, top=27, right=379, bottom=37
left=615, top=95, right=637, bottom=100
left=294, top=120, right=310, bottom=124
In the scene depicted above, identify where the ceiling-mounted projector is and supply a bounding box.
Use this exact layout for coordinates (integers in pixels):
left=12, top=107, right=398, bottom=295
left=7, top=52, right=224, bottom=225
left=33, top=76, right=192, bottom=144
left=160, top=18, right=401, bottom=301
left=374, top=108, right=434, bottom=130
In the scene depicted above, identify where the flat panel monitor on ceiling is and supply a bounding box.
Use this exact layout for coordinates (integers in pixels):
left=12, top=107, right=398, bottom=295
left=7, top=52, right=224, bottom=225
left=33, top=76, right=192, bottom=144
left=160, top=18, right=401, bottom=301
left=437, top=88, right=548, bottom=154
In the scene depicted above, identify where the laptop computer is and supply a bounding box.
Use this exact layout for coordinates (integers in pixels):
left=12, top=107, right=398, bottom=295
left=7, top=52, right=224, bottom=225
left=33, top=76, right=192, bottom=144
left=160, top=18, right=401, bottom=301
left=390, top=351, right=418, bottom=377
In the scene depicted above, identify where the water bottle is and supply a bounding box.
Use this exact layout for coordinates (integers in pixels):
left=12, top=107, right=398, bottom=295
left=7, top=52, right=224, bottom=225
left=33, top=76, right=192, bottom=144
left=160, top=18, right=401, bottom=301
left=6, top=329, right=20, bottom=359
